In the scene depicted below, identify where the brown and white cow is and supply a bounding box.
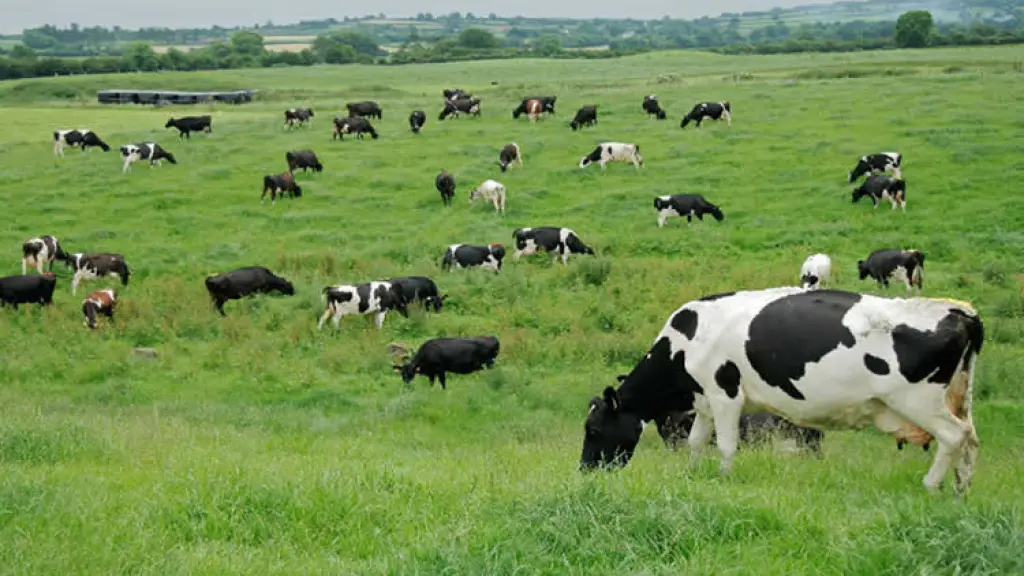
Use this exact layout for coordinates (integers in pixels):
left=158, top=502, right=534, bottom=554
left=82, top=288, right=117, bottom=329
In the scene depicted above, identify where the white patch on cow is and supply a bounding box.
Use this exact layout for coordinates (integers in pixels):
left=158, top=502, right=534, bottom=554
left=71, top=266, right=120, bottom=296
left=514, top=239, right=538, bottom=259
left=482, top=255, right=501, bottom=273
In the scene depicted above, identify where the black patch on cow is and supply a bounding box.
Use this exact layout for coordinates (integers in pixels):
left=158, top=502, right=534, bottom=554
left=670, top=309, right=699, bottom=340
left=616, top=336, right=703, bottom=421
left=355, top=284, right=373, bottom=313
left=714, top=361, right=741, bottom=399
left=699, top=291, right=736, bottom=302
left=891, top=309, right=981, bottom=385
left=745, top=290, right=862, bottom=400
left=863, top=354, right=890, bottom=375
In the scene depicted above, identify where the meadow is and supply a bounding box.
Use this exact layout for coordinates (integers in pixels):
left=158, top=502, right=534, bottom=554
left=1, top=46, right=1023, bottom=575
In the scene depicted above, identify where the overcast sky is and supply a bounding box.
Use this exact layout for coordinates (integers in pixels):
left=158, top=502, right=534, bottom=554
left=2, top=0, right=843, bottom=34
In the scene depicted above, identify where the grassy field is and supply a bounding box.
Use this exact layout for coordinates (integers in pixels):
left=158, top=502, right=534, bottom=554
left=1, top=47, right=1023, bottom=574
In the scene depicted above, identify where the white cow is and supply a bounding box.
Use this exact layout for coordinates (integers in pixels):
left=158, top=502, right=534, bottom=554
left=579, top=142, right=643, bottom=170
left=800, top=254, right=832, bottom=290
left=469, top=179, right=506, bottom=214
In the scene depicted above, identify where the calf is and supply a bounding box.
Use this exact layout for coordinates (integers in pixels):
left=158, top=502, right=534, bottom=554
left=441, top=244, right=505, bottom=273
left=204, top=266, right=295, bottom=316
left=0, top=273, right=57, bottom=309
left=284, top=108, right=314, bottom=129
left=848, top=152, right=902, bottom=183
left=120, top=143, right=176, bottom=173
left=65, top=253, right=131, bottom=295
left=22, top=235, right=67, bottom=275
left=654, top=194, right=724, bottom=228
left=388, top=276, right=447, bottom=312
left=513, top=227, right=595, bottom=265
left=285, top=150, right=323, bottom=173
left=570, top=105, right=598, bottom=131
left=332, top=116, right=379, bottom=140
left=392, top=336, right=500, bottom=390
left=318, top=281, right=409, bottom=330
left=409, top=110, right=427, bottom=134
left=800, top=253, right=832, bottom=290
left=82, top=288, right=116, bottom=329
left=642, top=95, right=667, bottom=120
left=436, top=171, right=456, bottom=206
left=164, top=115, right=213, bottom=139
left=53, top=129, right=110, bottom=157
left=261, top=172, right=302, bottom=204
left=346, top=101, right=383, bottom=120
left=512, top=96, right=556, bottom=118
left=469, top=179, right=507, bottom=214
left=858, top=249, right=925, bottom=294
left=579, top=142, right=643, bottom=170
left=498, top=143, right=523, bottom=173
left=852, top=175, right=907, bottom=211
left=680, top=101, right=732, bottom=129
left=439, top=97, right=482, bottom=120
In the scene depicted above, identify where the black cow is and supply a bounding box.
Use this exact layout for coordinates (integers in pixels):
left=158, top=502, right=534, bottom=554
left=512, top=227, right=595, bottom=265
left=848, top=152, right=902, bottom=183
left=653, top=194, right=725, bottom=228
left=570, top=105, right=598, bottom=131
left=642, top=95, right=667, bottom=120
left=120, top=143, right=176, bottom=173
left=332, top=116, right=379, bottom=140
left=436, top=171, right=456, bottom=206
left=388, top=276, right=447, bottom=312
left=65, top=253, right=131, bottom=296
left=409, top=110, right=427, bottom=134
left=204, top=266, right=295, bottom=317
left=680, top=101, right=732, bottom=129
left=393, top=336, right=500, bottom=390
left=498, top=142, right=522, bottom=173
left=0, top=273, right=57, bottom=309
left=284, top=108, right=314, bottom=128
left=22, top=235, right=67, bottom=275
left=345, top=101, right=382, bottom=120
left=285, top=149, right=323, bottom=173
left=164, top=115, right=213, bottom=139
left=858, top=249, right=926, bottom=294
left=512, top=96, right=556, bottom=118
left=441, top=244, right=505, bottom=273
left=262, top=172, right=302, bottom=204
left=53, top=129, right=110, bottom=157
left=852, top=175, right=907, bottom=211
left=439, top=97, right=482, bottom=120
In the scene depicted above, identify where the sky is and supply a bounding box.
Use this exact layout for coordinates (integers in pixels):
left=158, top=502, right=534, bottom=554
left=1, top=0, right=845, bottom=34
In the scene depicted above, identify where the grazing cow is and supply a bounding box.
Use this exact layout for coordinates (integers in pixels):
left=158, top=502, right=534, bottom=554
left=82, top=288, right=116, bottom=329
left=642, top=95, right=667, bottom=120
left=409, top=110, right=427, bottom=134
left=345, top=101, right=383, bottom=120
left=65, top=253, right=131, bottom=295
left=849, top=152, right=902, bottom=183
left=800, top=254, right=832, bottom=290
left=498, top=143, right=523, bottom=173
left=164, top=115, right=213, bottom=139
left=332, top=116, right=379, bottom=140
left=441, top=244, right=505, bottom=273
left=570, top=105, right=598, bottom=131
left=22, top=235, right=67, bottom=275
left=436, top=171, right=456, bottom=206
left=513, top=227, right=595, bottom=265
left=204, top=266, right=295, bottom=316
left=653, top=194, right=724, bottom=228
left=512, top=96, right=556, bottom=118
left=261, top=172, right=302, bottom=204
left=579, top=142, right=643, bottom=170
left=53, top=129, right=110, bottom=157
left=439, top=97, right=482, bottom=120
left=120, top=143, right=176, bottom=173
left=443, top=88, right=470, bottom=100
left=524, top=99, right=544, bottom=123
left=469, top=179, right=507, bottom=214
left=318, top=281, right=409, bottom=330
left=0, top=273, right=57, bottom=309
left=852, top=175, right=907, bottom=211
left=858, top=249, right=926, bottom=294
left=388, top=276, right=448, bottom=312
left=680, top=101, right=732, bottom=130
left=392, top=336, right=500, bottom=390
left=284, top=108, right=314, bottom=128
left=580, top=287, right=984, bottom=497
left=285, top=150, right=323, bottom=173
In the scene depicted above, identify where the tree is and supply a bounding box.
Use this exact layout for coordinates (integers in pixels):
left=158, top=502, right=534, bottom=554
left=21, top=30, right=58, bottom=50
left=895, top=10, right=935, bottom=48
left=457, top=28, right=500, bottom=49
left=230, top=30, right=265, bottom=57
left=121, top=41, right=159, bottom=71
left=10, top=44, right=38, bottom=60
left=532, top=35, right=563, bottom=56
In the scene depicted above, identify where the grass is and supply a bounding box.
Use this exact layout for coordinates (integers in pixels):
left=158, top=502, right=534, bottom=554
left=1, top=46, right=1023, bottom=574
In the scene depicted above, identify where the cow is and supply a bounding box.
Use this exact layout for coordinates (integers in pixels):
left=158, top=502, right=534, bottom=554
left=204, top=266, right=295, bottom=317
left=64, top=253, right=131, bottom=296
left=391, top=336, right=500, bottom=390
left=800, top=254, right=832, bottom=290
left=512, top=96, right=556, bottom=118
left=409, top=110, right=427, bottom=134
left=285, top=150, right=323, bottom=173
left=443, top=88, right=470, bottom=100
left=439, top=97, right=482, bottom=120
left=441, top=244, right=505, bottom=273
left=858, top=249, right=925, bottom=294
left=22, top=235, right=67, bottom=275
left=579, top=142, right=643, bottom=170
left=852, top=175, right=907, bottom=211
left=680, top=101, right=732, bottom=130
left=469, top=179, right=507, bottom=214
left=53, top=129, right=110, bottom=157
left=653, top=194, right=724, bottom=228
left=120, top=143, right=176, bottom=173
left=164, top=115, right=213, bottom=139
left=513, top=227, right=595, bottom=265
left=570, top=105, right=598, bottom=131
left=0, top=273, right=56, bottom=309
left=284, top=108, right=314, bottom=129
left=849, top=152, right=902, bottom=183
left=579, top=286, right=984, bottom=498
left=388, top=276, right=448, bottom=313
left=332, top=116, right=379, bottom=140
left=498, top=143, right=523, bottom=173
left=642, top=95, right=667, bottom=120
left=82, top=288, right=116, bottom=329
left=524, top=99, right=543, bottom=123
left=345, top=101, right=383, bottom=120
left=436, top=171, right=456, bottom=207
left=261, top=172, right=302, bottom=204
left=318, top=281, right=409, bottom=330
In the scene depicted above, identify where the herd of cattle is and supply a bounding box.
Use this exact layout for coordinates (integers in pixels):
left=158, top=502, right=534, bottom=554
left=7, top=86, right=979, bottom=498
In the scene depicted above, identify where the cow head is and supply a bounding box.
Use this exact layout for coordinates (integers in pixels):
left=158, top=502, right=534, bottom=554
left=292, top=184, right=303, bottom=198
left=656, top=109, right=667, bottom=120
left=579, top=146, right=602, bottom=169
left=709, top=205, right=725, bottom=221
left=274, top=276, right=296, bottom=295
left=848, top=159, right=870, bottom=183
left=164, top=118, right=176, bottom=128
left=427, top=294, right=449, bottom=313
left=851, top=187, right=868, bottom=204
left=83, top=301, right=100, bottom=329
left=580, top=386, right=643, bottom=472
left=857, top=260, right=870, bottom=280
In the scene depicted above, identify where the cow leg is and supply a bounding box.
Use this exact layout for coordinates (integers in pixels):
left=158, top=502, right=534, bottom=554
left=122, top=157, right=132, bottom=173
left=723, top=110, right=732, bottom=126
left=71, top=272, right=82, bottom=296
left=21, top=259, right=28, bottom=275
left=709, top=397, right=744, bottom=475
left=374, top=311, right=387, bottom=329
left=561, top=248, right=570, bottom=266
left=214, top=298, right=227, bottom=317
left=438, top=372, right=447, bottom=390
left=686, top=411, right=714, bottom=467
left=260, top=187, right=269, bottom=204
left=657, top=211, right=670, bottom=228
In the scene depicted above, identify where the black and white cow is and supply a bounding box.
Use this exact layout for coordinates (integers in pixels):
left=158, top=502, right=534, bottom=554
left=498, top=142, right=523, bottom=173
left=570, top=105, right=598, bottom=131
left=164, top=115, right=213, bottom=139
left=443, top=88, right=470, bottom=100
left=392, top=336, right=500, bottom=390
left=513, top=227, right=595, bottom=265
left=22, top=235, right=67, bottom=275
left=53, top=129, right=110, bottom=157
left=318, top=281, right=409, bottom=330
left=512, top=96, right=556, bottom=119
left=120, top=143, right=176, bottom=173
left=332, top=116, right=379, bottom=140
left=680, top=101, right=732, bottom=129
left=441, top=244, right=505, bottom=273
left=65, top=253, right=131, bottom=295
left=848, top=152, right=902, bottom=183
left=642, top=95, right=667, bottom=120
left=261, top=172, right=302, bottom=204
left=0, top=273, right=57, bottom=309
left=284, top=108, right=314, bottom=128
left=653, top=194, right=724, bottom=228
left=852, top=175, right=907, bottom=211
left=388, top=276, right=447, bottom=313
left=858, top=249, right=926, bottom=294
left=436, top=171, right=456, bottom=206
left=204, top=266, right=295, bottom=316
left=346, top=101, right=383, bottom=120
left=409, top=110, right=427, bottom=134
left=285, top=149, right=323, bottom=173
left=800, top=253, right=832, bottom=290
left=580, top=287, right=984, bottom=497
left=579, top=142, right=643, bottom=170
left=439, top=97, right=482, bottom=120
left=82, top=288, right=116, bottom=329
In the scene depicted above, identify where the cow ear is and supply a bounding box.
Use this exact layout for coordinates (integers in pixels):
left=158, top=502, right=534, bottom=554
left=603, top=386, right=620, bottom=412
left=588, top=397, right=601, bottom=415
